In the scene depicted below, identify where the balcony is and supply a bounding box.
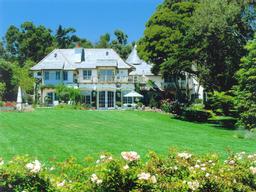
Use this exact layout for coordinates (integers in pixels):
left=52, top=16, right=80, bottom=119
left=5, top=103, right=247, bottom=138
left=80, top=76, right=133, bottom=84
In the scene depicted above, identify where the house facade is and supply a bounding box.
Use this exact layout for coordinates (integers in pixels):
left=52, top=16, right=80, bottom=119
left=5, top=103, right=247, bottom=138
left=31, top=46, right=203, bottom=109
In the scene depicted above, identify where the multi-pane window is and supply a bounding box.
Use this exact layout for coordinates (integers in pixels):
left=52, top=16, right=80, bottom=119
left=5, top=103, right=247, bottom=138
left=83, top=70, right=92, bottom=80
left=56, top=71, right=60, bottom=80
left=44, top=71, right=49, bottom=80
left=98, top=69, right=114, bottom=82
left=63, top=71, right=68, bottom=81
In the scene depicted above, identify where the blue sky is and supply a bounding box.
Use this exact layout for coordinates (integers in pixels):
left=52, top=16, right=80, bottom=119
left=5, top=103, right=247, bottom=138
left=0, top=0, right=163, bottom=43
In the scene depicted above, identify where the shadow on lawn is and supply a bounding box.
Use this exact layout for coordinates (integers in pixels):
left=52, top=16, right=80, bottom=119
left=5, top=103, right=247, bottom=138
left=170, top=115, right=237, bottom=131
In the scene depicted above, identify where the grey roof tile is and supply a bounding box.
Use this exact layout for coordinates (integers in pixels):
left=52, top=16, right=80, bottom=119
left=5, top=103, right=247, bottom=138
left=31, top=48, right=130, bottom=70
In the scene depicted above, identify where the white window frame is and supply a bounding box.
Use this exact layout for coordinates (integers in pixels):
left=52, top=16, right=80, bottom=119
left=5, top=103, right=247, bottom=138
left=83, top=70, right=92, bottom=80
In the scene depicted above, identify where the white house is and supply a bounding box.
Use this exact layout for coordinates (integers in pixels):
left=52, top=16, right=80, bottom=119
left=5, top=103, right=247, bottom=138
left=31, top=46, right=203, bottom=109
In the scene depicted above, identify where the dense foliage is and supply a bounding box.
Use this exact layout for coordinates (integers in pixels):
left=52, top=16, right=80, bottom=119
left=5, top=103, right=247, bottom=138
left=137, top=0, right=198, bottom=100
left=234, top=34, right=256, bottom=130
left=138, top=0, right=255, bottom=93
left=0, top=151, right=256, bottom=191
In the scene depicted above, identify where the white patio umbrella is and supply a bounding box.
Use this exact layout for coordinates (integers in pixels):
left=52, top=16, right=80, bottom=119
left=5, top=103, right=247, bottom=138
left=16, top=86, right=22, bottom=111
left=124, top=90, right=143, bottom=104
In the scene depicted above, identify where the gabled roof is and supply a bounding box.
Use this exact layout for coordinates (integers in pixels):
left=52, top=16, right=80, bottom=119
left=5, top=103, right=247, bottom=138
left=31, top=48, right=130, bottom=71
left=126, top=45, right=155, bottom=76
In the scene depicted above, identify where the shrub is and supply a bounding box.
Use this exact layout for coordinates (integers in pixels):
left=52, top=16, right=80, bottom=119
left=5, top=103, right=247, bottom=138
left=170, top=101, right=184, bottom=115
left=55, top=85, right=81, bottom=104
left=1, top=151, right=256, bottom=191
left=239, top=109, right=256, bottom=130
left=160, top=99, right=172, bottom=113
left=182, top=109, right=211, bottom=122
left=205, top=91, right=235, bottom=116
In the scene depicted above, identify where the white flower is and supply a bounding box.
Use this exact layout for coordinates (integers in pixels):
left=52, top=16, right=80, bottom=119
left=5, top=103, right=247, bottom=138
left=195, top=164, right=200, bottom=168
left=91, top=174, right=102, bottom=185
left=248, top=155, right=253, bottom=159
left=205, top=173, right=210, bottom=177
left=121, top=151, right=140, bottom=162
left=250, top=167, right=256, bottom=175
left=96, top=179, right=103, bottom=185
left=201, top=163, right=206, bottom=167
left=26, top=163, right=34, bottom=170
left=91, top=174, right=98, bottom=183
left=173, top=166, right=178, bottom=170
left=208, top=160, right=213, bottom=163
left=25, top=160, right=41, bottom=173
left=201, top=167, right=206, bottom=171
left=188, top=180, right=200, bottom=191
left=177, top=152, right=192, bottom=160
left=138, top=172, right=151, bottom=180
left=108, top=156, right=113, bottom=160
left=96, top=159, right=100, bottom=164
left=0, top=159, right=4, bottom=166
left=100, top=155, right=106, bottom=159
left=123, top=164, right=129, bottom=170
left=150, top=175, right=157, bottom=183
left=229, top=160, right=235, bottom=165
left=57, top=180, right=65, bottom=187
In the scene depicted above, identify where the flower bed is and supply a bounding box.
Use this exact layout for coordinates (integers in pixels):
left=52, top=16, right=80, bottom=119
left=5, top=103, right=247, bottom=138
left=0, top=151, right=256, bottom=191
left=0, top=101, right=16, bottom=112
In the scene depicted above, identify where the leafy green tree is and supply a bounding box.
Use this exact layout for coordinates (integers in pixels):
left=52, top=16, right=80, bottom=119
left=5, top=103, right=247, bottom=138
left=137, top=0, right=198, bottom=101
left=79, top=38, right=93, bottom=48
left=187, top=0, right=255, bottom=92
left=11, top=60, right=35, bottom=93
left=111, top=30, right=132, bottom=59
left=56, top=25, right=76, bottom=48
left=96, top=33, right=111, bottom=48
left=0, top=59, right=17, bottom=100
left=234, top=34, right=256, bottom=130
left=5, top=22, right=55, bottom=63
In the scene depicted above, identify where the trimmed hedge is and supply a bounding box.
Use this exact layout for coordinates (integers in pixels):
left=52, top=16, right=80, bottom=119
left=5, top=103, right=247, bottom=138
left=0, top=151, right=256, bottom=191
left=182, top=109, right=211, bottom=122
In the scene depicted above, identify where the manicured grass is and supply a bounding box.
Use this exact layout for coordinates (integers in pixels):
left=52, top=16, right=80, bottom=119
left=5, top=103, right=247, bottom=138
left=0, top=109, right=254, bottom=161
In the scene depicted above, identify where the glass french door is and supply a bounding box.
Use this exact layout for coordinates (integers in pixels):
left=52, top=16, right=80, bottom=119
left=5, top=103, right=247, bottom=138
left=99, top=91, right=106, bottom=108
left=107, top=91, right=114, bottom=108
left=98, top=91, right=115, bottom=109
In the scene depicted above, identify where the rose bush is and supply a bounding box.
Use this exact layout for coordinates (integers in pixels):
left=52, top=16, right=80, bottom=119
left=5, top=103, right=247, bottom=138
left=0, top=150, right=256, bottom=191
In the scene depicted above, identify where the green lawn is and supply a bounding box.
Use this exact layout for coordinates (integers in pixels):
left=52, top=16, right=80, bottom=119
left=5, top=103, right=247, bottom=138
left=0, top=109, right=254, bottom=161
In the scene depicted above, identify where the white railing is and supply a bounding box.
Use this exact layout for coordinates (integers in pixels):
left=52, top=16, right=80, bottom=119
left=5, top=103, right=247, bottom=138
left=78, top=75, right=151, bottom=84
